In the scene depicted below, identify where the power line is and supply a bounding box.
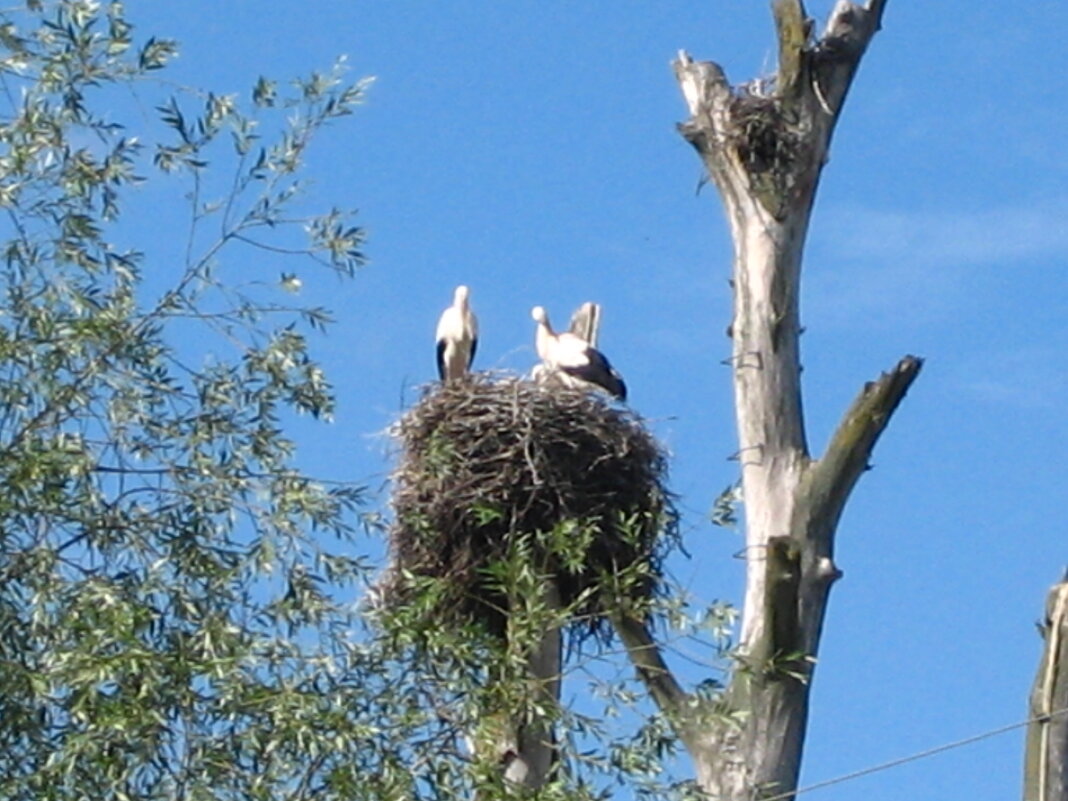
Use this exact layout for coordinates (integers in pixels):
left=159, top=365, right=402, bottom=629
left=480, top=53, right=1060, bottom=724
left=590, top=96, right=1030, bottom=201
left=761, top=707, right=1068, bottom=801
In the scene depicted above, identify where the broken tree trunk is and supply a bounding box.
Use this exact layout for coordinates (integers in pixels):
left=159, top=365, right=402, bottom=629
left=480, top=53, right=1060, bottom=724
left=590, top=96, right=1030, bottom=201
left=613, top=2, right=921, bottom=799
left=1024, top=578, right=1068, bottom=801
left=474, top=580, right=562, bottom=793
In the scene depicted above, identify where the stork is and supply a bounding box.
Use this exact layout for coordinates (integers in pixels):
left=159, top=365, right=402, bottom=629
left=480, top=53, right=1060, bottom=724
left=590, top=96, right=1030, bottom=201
left=531, top=305, right=626, bottom=400
left=436, top=285, right=478, bottom=381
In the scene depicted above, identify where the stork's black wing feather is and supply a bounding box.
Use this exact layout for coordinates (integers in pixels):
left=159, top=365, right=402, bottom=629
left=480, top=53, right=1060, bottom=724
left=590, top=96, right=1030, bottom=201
left=561, top=347, right=626, bottom=401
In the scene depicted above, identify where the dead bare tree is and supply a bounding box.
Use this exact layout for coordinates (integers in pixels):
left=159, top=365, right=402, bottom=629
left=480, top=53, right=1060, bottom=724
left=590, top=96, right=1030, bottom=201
left=612, top=2, right=921, bottom=798
left=1025, top=577, right=1068, bottom=801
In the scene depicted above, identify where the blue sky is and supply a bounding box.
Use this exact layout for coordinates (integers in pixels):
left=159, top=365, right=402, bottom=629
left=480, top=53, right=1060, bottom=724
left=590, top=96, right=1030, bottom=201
left=124, top=2, right=1068, bottom=798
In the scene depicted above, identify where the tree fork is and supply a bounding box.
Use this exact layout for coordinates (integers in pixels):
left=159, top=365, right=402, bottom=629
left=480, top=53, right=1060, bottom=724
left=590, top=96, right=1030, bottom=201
left=615, top=3, right=920, bottom=799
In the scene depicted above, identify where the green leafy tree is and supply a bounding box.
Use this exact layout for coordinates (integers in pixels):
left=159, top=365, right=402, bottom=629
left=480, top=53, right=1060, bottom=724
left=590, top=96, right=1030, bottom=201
left=0, top=3, right=392, bottom=799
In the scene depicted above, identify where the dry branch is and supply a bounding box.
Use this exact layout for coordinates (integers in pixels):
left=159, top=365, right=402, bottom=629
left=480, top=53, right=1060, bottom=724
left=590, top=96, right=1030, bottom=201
left=802, top=355, right=923, bottom=541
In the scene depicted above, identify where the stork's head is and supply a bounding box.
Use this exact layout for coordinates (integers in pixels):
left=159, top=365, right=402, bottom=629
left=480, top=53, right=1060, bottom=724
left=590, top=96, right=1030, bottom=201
left=454, top=285, right=470, bottom=305
left=530, top=306, right=548, bottom=325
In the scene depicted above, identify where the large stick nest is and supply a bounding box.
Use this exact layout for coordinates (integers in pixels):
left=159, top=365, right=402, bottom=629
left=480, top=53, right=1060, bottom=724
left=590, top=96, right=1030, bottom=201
left=383, top=375, right=677, bottom=640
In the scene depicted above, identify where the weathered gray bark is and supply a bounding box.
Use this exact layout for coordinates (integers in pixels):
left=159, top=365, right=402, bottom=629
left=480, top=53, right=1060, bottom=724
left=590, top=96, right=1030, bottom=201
left=476, top=582, right=562, bottom=792
left=613, top=2, right=921, bottom=799
left=512, top=588, right=562, bottom=788
left=1025, top=579, right=1068, bottom=801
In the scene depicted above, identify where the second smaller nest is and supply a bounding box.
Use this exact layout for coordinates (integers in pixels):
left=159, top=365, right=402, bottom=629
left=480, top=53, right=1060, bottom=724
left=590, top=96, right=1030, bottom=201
left=386, top=375, right=675, bottom=639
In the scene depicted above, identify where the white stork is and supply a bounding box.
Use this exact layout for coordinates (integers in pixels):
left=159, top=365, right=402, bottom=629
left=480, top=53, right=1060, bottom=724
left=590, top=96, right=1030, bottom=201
left=436, top=285, right=478, bottom=381
left=531, top=305, right=626, bottom=400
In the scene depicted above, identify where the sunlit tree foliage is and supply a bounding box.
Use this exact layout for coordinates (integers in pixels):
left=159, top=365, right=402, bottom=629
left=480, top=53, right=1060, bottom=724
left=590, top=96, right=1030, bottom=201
left=0, top=2, right=382, bottom=798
